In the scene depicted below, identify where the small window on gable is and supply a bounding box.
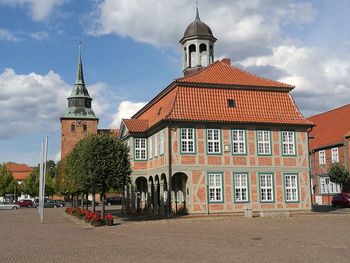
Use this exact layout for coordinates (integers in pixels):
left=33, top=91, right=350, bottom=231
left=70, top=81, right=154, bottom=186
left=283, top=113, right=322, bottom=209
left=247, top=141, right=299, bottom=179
left=227, top=99, right=235, bottom=108
left=71, top=123, right=76, bottom=132
left=83, top=123, right=87, bottom=132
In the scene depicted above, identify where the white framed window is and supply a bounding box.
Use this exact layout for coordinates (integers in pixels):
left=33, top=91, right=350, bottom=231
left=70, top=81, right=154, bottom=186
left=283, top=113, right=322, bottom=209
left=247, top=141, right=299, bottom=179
left=331, top=148, right=339, bottom=163
left=257, top=130, right=271, bottom=155
left=320, top=177, right=341, bottom=194
left=234, top=173, right=248, bottom=202
left=134, top=138, right=147, bottom=160
left=155, top=133, right=158, bottom=157
left=181, top=128, right=195, bottom=153
left=207, top=129, right=221, bottom=154
left=282, top=131, right=295, bottom=155
left=160, top=131, right=164, bottom=155
left=208, top=173, right=223, bottom=202
left=284, top=174, right=298, bottom=202
left=149, top=136, right=153, bottom=159
left=232, top=130, right=246, bottom=154
left=259, top=173, right=274, bottom=202
left=319, top=150, right=326, bottom=165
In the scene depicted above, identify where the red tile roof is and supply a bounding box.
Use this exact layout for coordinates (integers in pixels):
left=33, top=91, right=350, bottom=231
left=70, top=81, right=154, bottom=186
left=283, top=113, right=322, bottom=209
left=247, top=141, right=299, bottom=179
left=5, top=163, right=32, bottom=181
left=168, top=86, right=309, bottom=125
left=176, top=59, right=294, bottom=90
left=123, top=119, right=149, bottom=133
left=127, top=59, right=310, bottom=132
left=308, top=104, right=350, bottom=150
left=98, top=129, right=120, bottom=137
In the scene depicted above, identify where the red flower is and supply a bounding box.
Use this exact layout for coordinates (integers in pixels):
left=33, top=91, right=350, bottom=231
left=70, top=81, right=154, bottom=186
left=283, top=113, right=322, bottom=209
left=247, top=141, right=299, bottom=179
left=105, top=214, right=113, bottom=220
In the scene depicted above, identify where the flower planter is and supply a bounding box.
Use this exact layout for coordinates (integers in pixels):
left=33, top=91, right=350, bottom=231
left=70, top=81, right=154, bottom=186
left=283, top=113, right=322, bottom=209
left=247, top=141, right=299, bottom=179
left=91, top=221, right=103, bottom=227
left=105, top=219, right=113, bottom=226
left=84, top=219, right=90, bottom=224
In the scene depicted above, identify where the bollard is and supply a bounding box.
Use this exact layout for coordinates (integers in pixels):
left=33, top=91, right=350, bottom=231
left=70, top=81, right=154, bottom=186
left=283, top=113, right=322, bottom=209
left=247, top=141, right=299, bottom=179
left=244, top=206, right=253, bottom=218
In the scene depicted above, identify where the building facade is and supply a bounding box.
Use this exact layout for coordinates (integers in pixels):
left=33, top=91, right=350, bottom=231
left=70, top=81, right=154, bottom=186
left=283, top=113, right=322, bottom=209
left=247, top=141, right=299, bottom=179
left=308, top=104, right=350, bottom=205
left=120, top=10, right=313, bottom=215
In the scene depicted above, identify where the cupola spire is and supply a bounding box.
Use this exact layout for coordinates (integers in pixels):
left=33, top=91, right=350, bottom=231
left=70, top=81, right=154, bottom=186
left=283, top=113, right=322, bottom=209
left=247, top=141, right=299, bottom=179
left=195, top=0, right=200, bottom=20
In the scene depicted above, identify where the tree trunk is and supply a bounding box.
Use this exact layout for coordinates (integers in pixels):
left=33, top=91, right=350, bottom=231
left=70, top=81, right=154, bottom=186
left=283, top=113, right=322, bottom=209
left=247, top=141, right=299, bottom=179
left=73, top=195, right=77, bottom=207
left=101, top=193, right=105, bottom=220
left=92, top=193, right=96, bottom=213
left=70, top=194, right=73, bottom=207
left=81, top=193, right=84, bottom=209
left=85, top=193, right=89, bottom=210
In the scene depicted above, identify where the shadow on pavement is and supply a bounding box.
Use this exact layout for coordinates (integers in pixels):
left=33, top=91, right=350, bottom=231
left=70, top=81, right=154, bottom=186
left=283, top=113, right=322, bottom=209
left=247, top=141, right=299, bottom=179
left=313, top=205, right=349, bottom=213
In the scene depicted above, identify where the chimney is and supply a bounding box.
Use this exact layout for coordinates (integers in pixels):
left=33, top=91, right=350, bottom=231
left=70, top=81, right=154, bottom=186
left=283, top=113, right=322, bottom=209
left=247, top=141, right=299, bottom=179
left=221, top=58, right=231, bottom=65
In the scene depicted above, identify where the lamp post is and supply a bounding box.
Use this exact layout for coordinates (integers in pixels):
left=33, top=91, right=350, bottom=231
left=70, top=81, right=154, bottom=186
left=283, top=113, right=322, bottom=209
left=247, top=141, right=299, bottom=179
left=13, top=184, right=16, bottom=203
left=325, top=178, right=330, bottom=205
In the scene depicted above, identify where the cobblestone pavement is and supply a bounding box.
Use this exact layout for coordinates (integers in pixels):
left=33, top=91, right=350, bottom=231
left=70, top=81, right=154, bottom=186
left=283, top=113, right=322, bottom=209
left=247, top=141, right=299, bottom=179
left=0, top=207, right=349, bottom=263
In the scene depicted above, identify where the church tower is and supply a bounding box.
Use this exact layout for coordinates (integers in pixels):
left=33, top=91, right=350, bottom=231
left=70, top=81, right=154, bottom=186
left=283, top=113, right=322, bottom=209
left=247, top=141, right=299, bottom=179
left=179, top=6, right=217, bottom=76
left=60, top=46, right=98, bottom=159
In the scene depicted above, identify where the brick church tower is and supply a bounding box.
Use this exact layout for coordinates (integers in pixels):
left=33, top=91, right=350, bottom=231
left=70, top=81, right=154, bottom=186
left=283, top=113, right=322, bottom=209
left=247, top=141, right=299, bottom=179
left=60, top=46, right=98, bottom=159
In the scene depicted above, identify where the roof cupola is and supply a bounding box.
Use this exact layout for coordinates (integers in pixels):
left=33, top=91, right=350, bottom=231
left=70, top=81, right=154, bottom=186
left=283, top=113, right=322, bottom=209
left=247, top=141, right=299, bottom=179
left=180, top=3, right=217, bottom=76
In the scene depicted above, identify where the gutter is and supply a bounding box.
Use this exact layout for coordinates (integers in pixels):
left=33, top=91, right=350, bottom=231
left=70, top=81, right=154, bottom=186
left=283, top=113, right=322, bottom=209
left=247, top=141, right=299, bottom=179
left=167, top=121, right=173, bottom=215
left=307, top=127, right=314, bottom=211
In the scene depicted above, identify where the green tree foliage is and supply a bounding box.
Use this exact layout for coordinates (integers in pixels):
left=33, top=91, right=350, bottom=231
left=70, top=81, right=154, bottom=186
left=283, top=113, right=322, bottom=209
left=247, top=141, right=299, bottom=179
left=0, top=163, right=15, bottom=197
left=22, top=161, right=57, bottom=197
left=328, top=163, right=350, bottom=187
left=63, top=134, right=132, bottom=218
left=46, top=160, right=58, bottom=179
left=22, top=167, right=39, bottom=197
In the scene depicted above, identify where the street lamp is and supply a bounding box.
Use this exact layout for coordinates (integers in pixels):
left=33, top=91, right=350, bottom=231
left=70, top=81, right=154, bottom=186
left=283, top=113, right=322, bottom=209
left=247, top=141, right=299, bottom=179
left=325, top=178, right=330, bottom=205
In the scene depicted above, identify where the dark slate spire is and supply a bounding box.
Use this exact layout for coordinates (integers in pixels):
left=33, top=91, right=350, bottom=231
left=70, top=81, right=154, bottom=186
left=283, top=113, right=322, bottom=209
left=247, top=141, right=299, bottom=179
left=75, top=43, right=85, bottom=85
left=62, top=44, right=97, bottom=119
left=69, top=44, right=90, bottom=99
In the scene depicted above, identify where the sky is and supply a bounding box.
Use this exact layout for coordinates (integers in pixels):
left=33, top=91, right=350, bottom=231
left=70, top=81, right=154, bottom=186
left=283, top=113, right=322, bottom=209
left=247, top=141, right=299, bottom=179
left=1, top=0, right=350, bottom=166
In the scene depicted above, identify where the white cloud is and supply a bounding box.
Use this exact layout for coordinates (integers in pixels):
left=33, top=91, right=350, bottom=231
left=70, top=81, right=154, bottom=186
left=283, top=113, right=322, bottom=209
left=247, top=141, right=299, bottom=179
left=29, top=31, right=49, bottom=41
left=0, top=68, right=69, bottom=139
left=89, top=0, right=315, bottom=59
left=0, top=28, right=21, bottom=42
left=240, top=45, right=350, bottom=116
left=0, top=0, right=67, bottom=21
left=110, top=101, right=147, bottom=128
left=88, top=82, right=115, bottom=118
left=55, top=150, right=61, bottom=163
left=0, top=68, right=117, bottom=139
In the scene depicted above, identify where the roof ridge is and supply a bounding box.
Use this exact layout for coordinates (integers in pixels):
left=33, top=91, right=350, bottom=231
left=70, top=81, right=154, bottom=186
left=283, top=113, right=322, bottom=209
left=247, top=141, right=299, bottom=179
left=288, top=94, right=313, bottom=125
left=177, top=60, right=293, bottom=89
left=308, top=103, right=350, bottom=119
left=176, top=60, right=220, bottom=81
left=229, top=63, right=294, bottom=88
left=165, top=87, right=179, bottom=119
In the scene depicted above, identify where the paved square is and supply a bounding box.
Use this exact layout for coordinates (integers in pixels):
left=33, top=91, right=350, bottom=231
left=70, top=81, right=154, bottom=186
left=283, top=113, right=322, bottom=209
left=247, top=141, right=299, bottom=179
left=0, top=207, right=349, bottom=263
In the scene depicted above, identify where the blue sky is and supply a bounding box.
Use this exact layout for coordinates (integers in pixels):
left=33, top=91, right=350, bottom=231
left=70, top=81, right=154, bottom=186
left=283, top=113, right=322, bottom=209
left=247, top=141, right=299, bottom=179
left=1, top=0, right=350, bottom=166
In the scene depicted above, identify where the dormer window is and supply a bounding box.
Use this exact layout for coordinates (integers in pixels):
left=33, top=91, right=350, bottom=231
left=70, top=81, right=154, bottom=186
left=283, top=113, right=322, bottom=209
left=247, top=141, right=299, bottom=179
left=227, top=99, right=235, bottom=108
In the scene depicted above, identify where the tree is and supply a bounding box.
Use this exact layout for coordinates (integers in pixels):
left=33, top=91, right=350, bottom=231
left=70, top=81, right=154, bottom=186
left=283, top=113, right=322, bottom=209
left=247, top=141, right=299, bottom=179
left=57, top=144, right=87, bottom=206
left=328, top=163, right=350, bottom=187
left=66, top=134, right=131, bottom=219
left=0, top=163, right=15, bottom=198
left=22, top=167, right=39, bottom=197
left=22, top=161, right=57, bottom=198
